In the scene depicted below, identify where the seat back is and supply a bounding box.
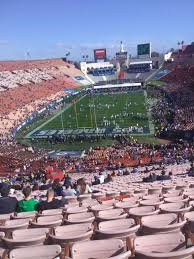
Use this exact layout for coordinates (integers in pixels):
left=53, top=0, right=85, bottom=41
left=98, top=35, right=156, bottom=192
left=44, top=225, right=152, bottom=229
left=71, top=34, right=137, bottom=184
left=134, top=232, right=186, bottom=253
left=37, top=215, right=63, bottom=223
left=71, top=239, right=125, bottom=259
left=99, top=218, right=135, bottom=231
left=9, top=245, right=61, bottom=259
left=12, top=228, right=49, bottom=239
left=54, top=223, right=92, bottom=236
left=40, top=209, right=63, bottom=216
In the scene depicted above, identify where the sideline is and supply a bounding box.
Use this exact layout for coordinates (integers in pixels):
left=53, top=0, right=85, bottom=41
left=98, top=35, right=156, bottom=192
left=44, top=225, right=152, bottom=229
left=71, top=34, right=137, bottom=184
left=25, top=95, right=86, bottom=138
left=144, top=90, right=155, bottom=135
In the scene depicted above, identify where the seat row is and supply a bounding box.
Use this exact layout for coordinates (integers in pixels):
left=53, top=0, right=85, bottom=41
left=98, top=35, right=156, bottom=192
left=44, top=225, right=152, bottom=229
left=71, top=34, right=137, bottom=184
left=1, top=217, right=194, bottom=258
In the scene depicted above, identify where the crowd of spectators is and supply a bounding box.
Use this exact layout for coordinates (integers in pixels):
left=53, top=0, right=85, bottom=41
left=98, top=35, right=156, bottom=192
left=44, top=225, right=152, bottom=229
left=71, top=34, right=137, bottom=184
left=0, top=58, right=82, bottom=143
left=150, top=82, right=194, bottom=138
left=0, top=153, right=193, bottom=215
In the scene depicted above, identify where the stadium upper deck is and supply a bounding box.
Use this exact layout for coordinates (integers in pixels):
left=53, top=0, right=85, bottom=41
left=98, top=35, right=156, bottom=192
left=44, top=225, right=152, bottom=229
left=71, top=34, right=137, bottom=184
left=0, top=58, right=85, bottom=136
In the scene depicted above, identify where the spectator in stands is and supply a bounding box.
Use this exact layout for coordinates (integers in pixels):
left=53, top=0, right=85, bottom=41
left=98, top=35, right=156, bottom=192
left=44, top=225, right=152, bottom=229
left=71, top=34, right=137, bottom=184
left=17, top=186, right=38, bottom=212
left=97, top=172, right=105, bottom=184
left=143, top=172, right=157, bottom=183
left=39, top=180, right=52, bottom=191
left=111, top=171, right=117, bottom=177
left=63, top=184, right=76, bottom=196
left=63, top=174, right=72, bottom=186
left=92, top=176, right=100, bottom=185
left=37, top=189, right=64, bottom=211
left=156, top=170, right=171, bottom=181
left=104, top=174, right=113, bottom=183
left=77, top=178, right=92, bottom=195
left=52, top=179, right=64, bottom=196
left=131, top=168, right=138, bottom=173
left=32, top=183, right=40, bottom=192
left=32, top=182, right=41, bottom=199
left=188, top=164, right=194, bottom=176
left=0, top=185, right=18, bottom=214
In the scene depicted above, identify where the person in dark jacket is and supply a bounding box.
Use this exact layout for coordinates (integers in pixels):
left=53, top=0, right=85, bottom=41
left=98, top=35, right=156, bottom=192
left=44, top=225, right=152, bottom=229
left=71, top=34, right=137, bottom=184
left=37, top=189, right=64, bottom=211
left=63, top=174, right=72, bottom=186
left=156, top=171, right=171, bottom=181
left=52, top=179, right=64, bottom=196
left=0, top=185, right=18, bottom=214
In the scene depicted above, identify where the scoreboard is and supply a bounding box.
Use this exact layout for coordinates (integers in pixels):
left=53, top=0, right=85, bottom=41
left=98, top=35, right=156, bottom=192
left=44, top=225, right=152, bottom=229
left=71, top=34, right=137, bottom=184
left=137, top=43, right=151, bottom=57
left=94, top=49, right=107, bottom=62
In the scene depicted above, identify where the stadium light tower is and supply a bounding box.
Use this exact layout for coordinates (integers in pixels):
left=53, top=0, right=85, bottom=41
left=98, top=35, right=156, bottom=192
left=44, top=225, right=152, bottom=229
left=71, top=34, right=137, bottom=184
left=26, top=51, right=31, bottom=60
left=120, top=41, right=124, bottom=53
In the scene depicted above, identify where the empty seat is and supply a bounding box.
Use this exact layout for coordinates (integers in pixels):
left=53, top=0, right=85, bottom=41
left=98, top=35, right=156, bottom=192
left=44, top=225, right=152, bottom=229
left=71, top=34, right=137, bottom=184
left=96, top=218, right=140, bottom=250
left=49, top=223, right=93, bottom=256
left=64, top=203, right=80, bottom=211
left=65, top=212, right=95, bottom=224
left=106, top=191, right=120, bottom=198
left=163, top=190, right=182, bottom=198
left=141, top=213, right=186, bottom=235
left=134, top=189, right=148, bottom=195
left=176, top=184, right=188, bottom=191
left=97, top=208, right=127, bottom=222
left=100, top=200, right=116, bottom=206
left=164, top=196, right=189, bottom=204
left=120, top=190, right=132, bottom=196
left=78, top=194, right=92, bottom=202
left=160, top=203, right=191, bottom=221
left=90, top=204, right=114, bottom=217
left=134, top=232, right=194, bottom=259
left=139, top=199, right=164, bottom=208
left=2, top=228, right=49, bottom=248
left=81, top=199, right=99, bottom=207
left=31, top=215, right=62, bottom=228
left=142, top=194, right=161, bottom=200
left=115, top=201, right=139, bottom=211
left=39, top=209, right=63, bottom=216
left=129, top=206, right=159, bottom=224
left=70, top=239, right=131, bottom=259
left=12, top=212, right=37, bottom=220
left=0, top=219, right=30, bottom=234
left=148, top=188, right=162, bottom=195
left=92, top=193, right=105, bottom=199
left=65, top=206, right=88, bottom=215
left=9, top=244, right=61, bottom=259
left=162, top=186, right=175, bottom=193
left=0, top=214, right=12, bottom=221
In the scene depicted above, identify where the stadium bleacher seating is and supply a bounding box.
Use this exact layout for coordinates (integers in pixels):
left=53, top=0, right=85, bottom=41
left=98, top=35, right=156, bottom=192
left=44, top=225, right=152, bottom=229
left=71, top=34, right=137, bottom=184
left=0, top=58, right=84, bottom=137
left=89, top=67, right=116, bottom=76
left=1, top=162, right=194, bottom=258
left=128, top=63, right=150, bottom=73
left=0, top=49, right=194, bottom=259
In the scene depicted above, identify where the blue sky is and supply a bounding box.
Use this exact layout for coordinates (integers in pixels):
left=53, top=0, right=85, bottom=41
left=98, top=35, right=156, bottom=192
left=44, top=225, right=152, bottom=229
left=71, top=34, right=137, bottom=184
left=0, top=0, right=194, bottom=61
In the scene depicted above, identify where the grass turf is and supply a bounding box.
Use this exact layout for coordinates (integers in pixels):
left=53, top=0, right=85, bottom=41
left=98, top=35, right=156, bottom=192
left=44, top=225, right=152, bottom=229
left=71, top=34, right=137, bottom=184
left=40, top=91, right=149, bottom=130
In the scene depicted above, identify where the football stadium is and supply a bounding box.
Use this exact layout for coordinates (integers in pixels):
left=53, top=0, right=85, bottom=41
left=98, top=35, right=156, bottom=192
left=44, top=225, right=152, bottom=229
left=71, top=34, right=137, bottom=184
left=0, top=0, right=194, bottom=258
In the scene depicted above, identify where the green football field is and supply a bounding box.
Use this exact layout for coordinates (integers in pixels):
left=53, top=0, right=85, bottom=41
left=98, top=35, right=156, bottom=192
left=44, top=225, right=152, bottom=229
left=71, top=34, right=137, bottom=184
left=40, top=91, right=149, bottom=130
